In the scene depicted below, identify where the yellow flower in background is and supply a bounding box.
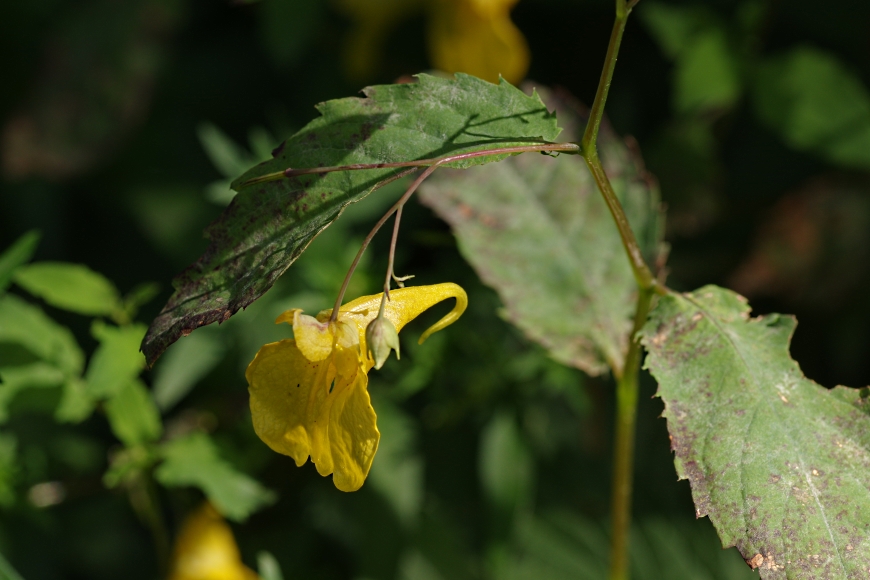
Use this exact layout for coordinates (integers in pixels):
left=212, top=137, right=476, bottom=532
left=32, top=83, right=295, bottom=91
left=246, top=283, right=467, bottom=492
left=336, top=0, right=529, bottom=84
left=168, top=503, right=258, bottom=580
left=428, top=0, right=529, bottom=84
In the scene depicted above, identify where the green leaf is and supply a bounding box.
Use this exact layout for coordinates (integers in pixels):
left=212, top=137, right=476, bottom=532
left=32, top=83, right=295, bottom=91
left=0, top=294, right=84, bottom=376
left=640, top=285, right=870, bottom=577
left=0, top=363, right=65, bottom=423
left=142, top=74, right=562, bottom=365
left=13, top=262, right=121, bottom=316
left=151, top=328, right=225, bottom=411
left=257, top=551, right=285, bottom=580
left=0, top=230, right=40, bottom=294
left=419, top=87, right=665, bottom=375
left=104, top=380, right=162, bottom=447
left=753, top=47, right=870, bottom=169
left=54, top=378, right=96, bottom=424
left=673, top=29, right=741, bottom=114
left=0, top=433, right=17, bottom=507
left=155, top=432, right=275, bottom=522
left=479, top=411, right=533, bottom=511
left=367, top=396, right=423, bottom=526
left=640, top=3, right=740, bottom=114
left=84, top=322, right=147, bottom=398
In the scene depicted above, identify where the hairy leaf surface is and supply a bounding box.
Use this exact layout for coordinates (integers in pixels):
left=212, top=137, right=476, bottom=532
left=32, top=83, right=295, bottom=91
left=420, top=88, right=664, bottom=375
left=640, top=285, right=870, bottom=578
left=143, top=74, right=561, bottom=365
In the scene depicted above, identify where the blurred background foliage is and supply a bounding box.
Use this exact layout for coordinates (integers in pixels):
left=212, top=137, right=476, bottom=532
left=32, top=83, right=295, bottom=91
left=1, top=0, right=869, bottom=578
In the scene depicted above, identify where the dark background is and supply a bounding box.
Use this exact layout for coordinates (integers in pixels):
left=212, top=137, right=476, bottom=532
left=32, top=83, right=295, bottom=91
left=1, top=0, right=868, bottom=578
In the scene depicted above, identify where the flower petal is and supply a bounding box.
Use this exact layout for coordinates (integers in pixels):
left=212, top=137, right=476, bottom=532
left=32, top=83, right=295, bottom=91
left=282, top=309, right=335, bottom=361
left=327, top=370, right=380, bottom=492
left=168, top=503, right=258, bottom=580
left=316, top=283, right=468, bottom=359
left=246, top=339, right=326, bottom=467
left=246, top=336, right=374, bottom=490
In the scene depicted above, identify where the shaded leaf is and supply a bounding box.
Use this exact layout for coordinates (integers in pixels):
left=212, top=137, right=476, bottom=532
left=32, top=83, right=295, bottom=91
left=142, top=73, right=562, bottom=365
left=84, top=322, right=147, bottom=398
left=0, top=230, right=40, bottom=293
left=641, top=3, right=741, bottom=114
left=0, top=294, right=84, bottom=376
left=640, top=285, right=870, bottom=577
left=419, top=88, right=664, bottom=375
left=13, top=262, right=121, bottom=316
left=155, top=432, right=275, bottom=522
left=753, top=47, right=870, bottom=169
left=151, top=328, right=225, bottom=411
left=104, top=379, right=162, bottom=447
left=0, top=363, right=65, bottom=423
left=479, top=411, right=533, bottom=511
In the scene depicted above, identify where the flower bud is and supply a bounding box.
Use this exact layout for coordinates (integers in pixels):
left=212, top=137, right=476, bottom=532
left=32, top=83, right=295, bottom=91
left=365, top=315, right=400, bottom=370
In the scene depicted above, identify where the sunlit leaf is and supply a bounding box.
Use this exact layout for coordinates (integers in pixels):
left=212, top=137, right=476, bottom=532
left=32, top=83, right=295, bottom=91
left=640, top=285, right=870, bottom=577
left=84, top=322, right=147, bottom=398
left=143, top=73, right=562, bottom=365
left=104, top=380, right=162, bottom=447
left=155, top=432, right=275, bottom=522
left=753, top=47, right=870, bottom=169
left=0, top=230, right=40, bottom=294
left=419, top=88, right=665, bottom=375
left=13, top=262, right=121, bottom=316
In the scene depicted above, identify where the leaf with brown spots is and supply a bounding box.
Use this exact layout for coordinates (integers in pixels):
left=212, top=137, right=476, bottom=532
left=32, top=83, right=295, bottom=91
left=419, top=87, right=665, bottom=376
left=141, top=74, right=562, bottom=365
left=641, top=285, right=870, bottom=579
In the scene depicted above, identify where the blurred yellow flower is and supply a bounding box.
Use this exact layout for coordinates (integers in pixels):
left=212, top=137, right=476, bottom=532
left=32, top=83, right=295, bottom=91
left=428, top=0, right=529, bottom=84
left=246, top=283, right=467, bottom=492
left=167, top=503, right=258, bottom=580
left=336, top=0, right=529, bottom=84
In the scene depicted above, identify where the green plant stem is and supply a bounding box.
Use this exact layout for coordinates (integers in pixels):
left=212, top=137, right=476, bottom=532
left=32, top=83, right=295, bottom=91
left=579, top=4, right=659, bottom=580
left=581, top=4, right=656, bottom=293
left=608, top=287, right=653, bottom=580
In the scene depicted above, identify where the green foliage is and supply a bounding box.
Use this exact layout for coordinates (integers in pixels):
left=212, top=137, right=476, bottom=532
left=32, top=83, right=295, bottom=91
left=641, top=3, right=741, bottom=114
left=641, top=285, right=870, bottom=577
left=83, top=322, right=147, bottom=398
left=104, top=380, right=163, bottom=447
left=142, top=73, right=562, bottom=366
left=151, top=328, right=225, bottom=411
left=155, top=432, right=276, bottom=522
left=420, top=88, right=664, bottom=376
left=0, top=231, right=39, bottom=294
left=13, top=262, right=122, bottom=317
left=753, top=47, right=870, bottom=169
left=479, top=411, right=533, bottom=512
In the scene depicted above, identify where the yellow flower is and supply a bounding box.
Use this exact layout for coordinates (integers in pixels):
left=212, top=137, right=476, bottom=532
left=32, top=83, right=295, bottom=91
left=335, top=0, right=529, bottom=84
left=246, top=283, right=467, bottom=492
left=167, top=503, right=259, bottom=580
left=428, top=0, right=530, bottom=84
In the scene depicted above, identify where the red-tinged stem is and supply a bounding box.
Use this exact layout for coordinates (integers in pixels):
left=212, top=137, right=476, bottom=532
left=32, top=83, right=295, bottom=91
left=240, top=142, right=580, bottom=187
